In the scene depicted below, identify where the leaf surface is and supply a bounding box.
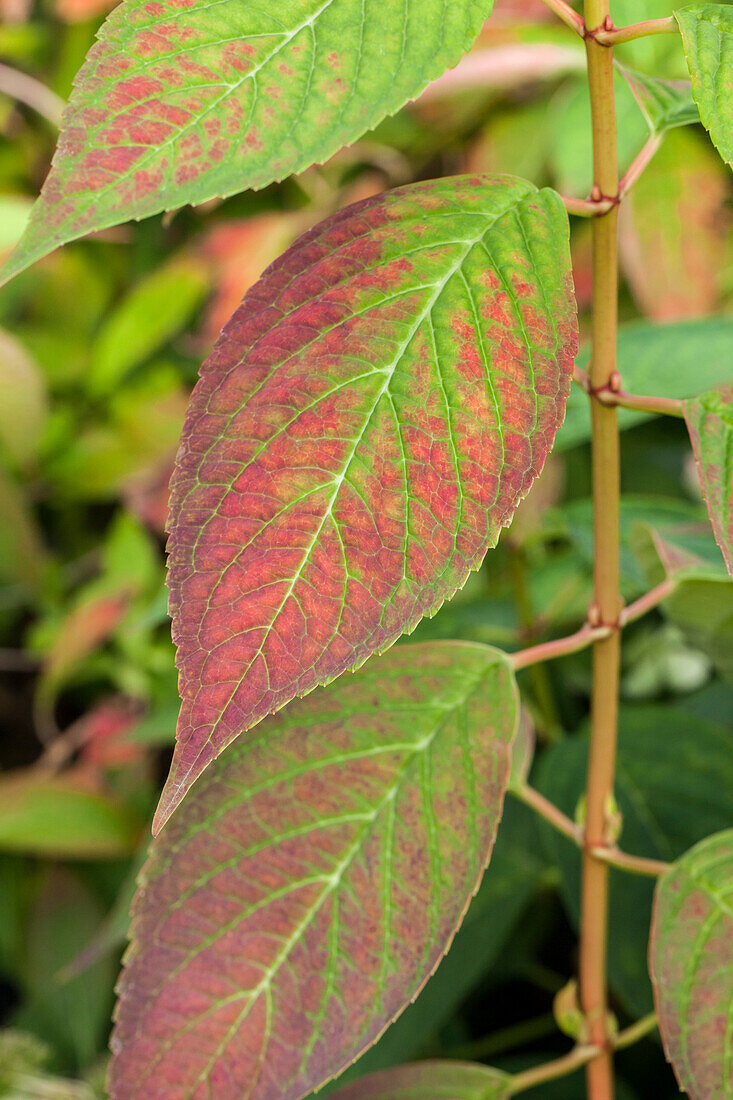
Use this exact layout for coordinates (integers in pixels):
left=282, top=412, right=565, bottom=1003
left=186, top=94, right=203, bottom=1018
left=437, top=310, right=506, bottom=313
left=0, top=0, right=493, bottom=282
left=328, top=1061, right=512, bottom=1099
left=110, top=641, right=518, bottom=1100
left=617, top=63, right=698, bottom=133
left=684, top=386, right=733, bottom=577
left=159, top=175, right=575, bottom=829
left=650, top=829, right=733, bottom=1099
left=676, top=3, right=733, bottom=165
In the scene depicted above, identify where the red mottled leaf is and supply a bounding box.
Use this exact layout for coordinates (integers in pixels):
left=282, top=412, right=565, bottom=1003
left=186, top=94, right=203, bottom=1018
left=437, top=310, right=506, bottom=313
left=684, top=386, right=733, bottom=578
left=328, top=1061, right=512, bottom=1099
left=110, top=641, right=518, bottom=1100
left=650, top=829, right=733, bottom=1099
left=0, top=0, right=494, bottom=283
left=158, top=175, right=576, bottom=830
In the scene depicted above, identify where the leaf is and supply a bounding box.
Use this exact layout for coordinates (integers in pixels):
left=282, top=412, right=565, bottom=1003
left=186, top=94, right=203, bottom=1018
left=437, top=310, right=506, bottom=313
left=633, top=525, right=733, bottom=680
left=159, top=175, right=576, bottom=829
left=110, top=641, right=518, bottom=1100
left=332, top=800, right=548, bottom=1083
left=556, top=318, right=733, bottom=451
left=676, top=3, right=733, bottom=165
left=0, top=327, right=48, bottom=467
left=328, top=1061, right=512, bottom=1100
left=0, top=771, right=139, bottom=858
left=617, top=63, right=699, bottom=133
left=536, top=701, right=733, bottom=1017
left=619, top=128, right=727, bottom=321
left=0, top=0, right=494, bottom=282
left=13, top=868, right=115, bottom=1072
left=684, top=385, right=733, bottom=577
left=88, top=255, right=207, bottom=396
left=650, top=829, right=733, bottom=1099
left=546, top=73, right=648, bottom=197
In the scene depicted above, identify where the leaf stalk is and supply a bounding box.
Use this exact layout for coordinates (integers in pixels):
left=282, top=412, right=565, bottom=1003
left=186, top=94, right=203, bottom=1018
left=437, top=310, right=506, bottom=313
left=594, top=16, right=678, bottom=45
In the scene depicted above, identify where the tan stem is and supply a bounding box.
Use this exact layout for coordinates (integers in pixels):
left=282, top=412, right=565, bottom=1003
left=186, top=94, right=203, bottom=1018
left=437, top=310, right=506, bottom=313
left=581, top=1, right=621, bottom=1096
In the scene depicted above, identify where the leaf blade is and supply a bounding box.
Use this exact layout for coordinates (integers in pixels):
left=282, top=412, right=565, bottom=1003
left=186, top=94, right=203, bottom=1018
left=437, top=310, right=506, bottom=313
left=684, top=386, right=733, bottom=578
left=650, top=829, right=733, bottom=1099
left=675, top=3, right=733, bottom=166
left=158, top=175, right=576, bottom=829
left=1, top=0, right=494, bottom=282
left=110, top=641, right=518, bottom=1100
left=328, top=1061, right=512, bottom=1099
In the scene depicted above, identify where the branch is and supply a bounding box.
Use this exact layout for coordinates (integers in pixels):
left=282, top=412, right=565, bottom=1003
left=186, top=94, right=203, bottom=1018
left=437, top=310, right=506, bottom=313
left=614, top=1012, right=658, bottom=1050
left=509, top=1015, right=659, bottom=1094
left=618, top=133, right=663, bottom=199
left=539, top=0, right=586, bottom=36
left=574, top=366, right=685, bottom=419
left=511, top=622, right=611, bottom=670
left=594, top=16, right=678, bottom=45
left=512, top=783, right=583, bottom=844
left=589, top=846, right=671, bottom=878
left=0, top=61, right=65, bottom=127
left=510, top=1044, right=599, bottom=1094
left=621, top=579, right=676, bottom=625
left=561, top=193, right=616, bottom=218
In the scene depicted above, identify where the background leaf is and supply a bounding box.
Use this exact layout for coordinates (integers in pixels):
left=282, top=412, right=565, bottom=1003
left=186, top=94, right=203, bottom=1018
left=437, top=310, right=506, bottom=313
left=0, top=771, right=139, bottom=858
left=684, top=386, right=733, bottom=576
left=159, top=175, right=576, bottom=828
left=1, top=0, right=494, bottom=281
left=536, top=700, right=733, bottom=1017
left=676, top=3, right=733, bottom=165
left=650, top=829, right=733, bottom=1099
left=556, top=318, right=733, bottom=451
left=619, top=128, right=727, bottom=321
left=111, top=642, right=518, bottom=1100
left=328, top=1061, right=512, bottom=1099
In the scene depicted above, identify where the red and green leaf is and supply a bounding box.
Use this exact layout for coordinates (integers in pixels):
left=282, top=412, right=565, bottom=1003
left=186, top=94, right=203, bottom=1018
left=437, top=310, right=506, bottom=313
left=158, top=175, right=576, bottom=830
left=110, top=641, right=518, bottom=1100
left=329, top=1061, right=512, bottom=1099
left=0, top=0, right=493, bottom=282
left=684, top=386, right=733, bottom=578
left=650, top=829, right=733, bottom=1099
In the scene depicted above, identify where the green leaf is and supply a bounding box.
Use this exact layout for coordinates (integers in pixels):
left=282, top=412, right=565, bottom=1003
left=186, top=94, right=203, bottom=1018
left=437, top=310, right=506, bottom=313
left=87, top=256, right=207, bottom=396
left=110, top=641, right=518, bottom=1100
left=556, top=318, right=733, bottom=451
left=619, top=127, right=726, bottom=321
left=328, top=1061, right=512, bottom=1100
left=547, top=72, right=648, bottom=197
left=0, top=327, right=48, bottom=467
left=650, top=829, right=733, bottom=1099
left=0, top=771, right=139, bottom=858
left=13, top=868, right=115, bottom=1071
left=0, top=0, right=494, bottom=282
left=676, top=3, right=733, bottom=165
left=159, top=175, right=576, bottom=829
left=684, top=386, right=733, bottom=577
left=616, top=62, right=699, bottom=133
left=633, top=525, right=733, bottom=679
left=536, top=701, right=733, bottom=1017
